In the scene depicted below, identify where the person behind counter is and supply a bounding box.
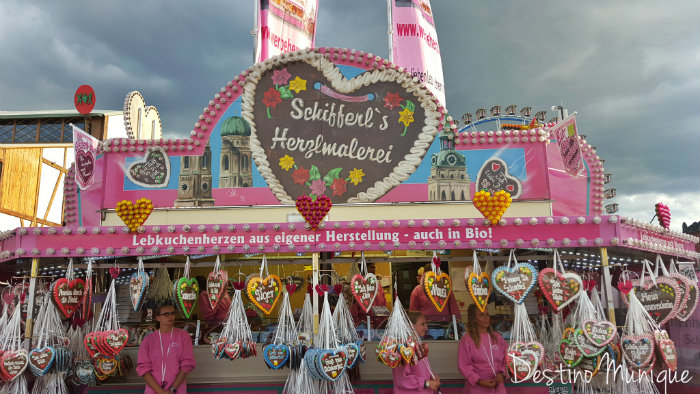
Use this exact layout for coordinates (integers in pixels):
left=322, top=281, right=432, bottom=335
left=458, top=304, right=507, bottom=394
left=350, top=263, right=389, bottom=326
left=392, top=311, right=441, bottom=393
left=409, top=264, right=461, bottom=322
left=195, top=276, right=232, bottom=327
left=137, top=304, right=197, bottom=394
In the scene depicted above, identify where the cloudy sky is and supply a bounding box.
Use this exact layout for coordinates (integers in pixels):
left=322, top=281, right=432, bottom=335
left=1, top=0, right=698, bottom=231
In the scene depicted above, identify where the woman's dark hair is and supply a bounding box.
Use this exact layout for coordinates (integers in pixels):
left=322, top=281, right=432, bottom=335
left=466, top=303, right=494, bottom=347
left=407, top=311, right=424, bottom=325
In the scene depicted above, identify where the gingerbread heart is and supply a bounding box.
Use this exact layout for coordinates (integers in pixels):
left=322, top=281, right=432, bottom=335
left=466, top=272, right=491, bottom=312
left=350, top=273, right=379, bottom=313
left=492, top=263, right=537, bottom=304
left=0, top=349, right=28, bottom=381
left=83, top=276, right=93, bottom=317
left=175, top=277, right=199, bottom=319
left=379, top=349, right=401, bottom=368
left=559, top=339, right=584, bottom=368
left=243, top=53, right=441, bottom=204
left=399, top=345, right=414, bottom=364
left=317, top=349, right=347, bottom=381
left=574, top=328, right=605, bottom=357
left=52, top=278, right=86, bottom=318
left=246, top=274, right=281, bottom=315
left=669, top=273, right=698, bottom=322
left=621, top=334, right=655, bottom=367
left=582, top=319, right=616, bottom=347
left=101, top=329, right=129, bottom=356
left=538, top=268, right=583, bottom=312
left=506, top=350, right=538, bottom=381
left=657, top=337, right=677, bottom=371
left=83, top=331, right=100, bottom=358
left=207, top=270, right=228, bottom=309
left=94, top=356, right=117, bottom=376
left=126, top=147, right=170, bottom=188
left=509, top=341, right=545, bottom=367
left=622, top=277, right=680, bottom=326
left=296, top=194, right=332, bottom=230
left=476, top=158, right=522, bottom=198
left=28, top=346, right=55, bottom=377
left=263, top=344, right=289, bottom=369
left=129, top=271, right=149, bottom=311
left=577, top=354, right=602, bottom=378
left=344, top=343, right=360, bottom=369
left=115, top=198, right=154, bottom=232
left=423, top=271, right=452, bottom=312
left=223, top=342, right=240, bottom=360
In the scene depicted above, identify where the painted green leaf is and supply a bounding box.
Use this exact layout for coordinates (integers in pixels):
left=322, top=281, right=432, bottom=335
left=405, top=100, right=415, bottom=112
left=278, top=86, right=293, bottom=99
left=309, top=165, right=321, bottom=181
left=323, top=168, right=343, bottom=185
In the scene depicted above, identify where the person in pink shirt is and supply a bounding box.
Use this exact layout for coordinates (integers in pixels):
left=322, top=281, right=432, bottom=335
left=137, top=304, right=197, bottom=394
left=458, top=304, right=508, bottom=394
left=409, top=265, right=461, bottom=322
left=392, top=311, right=442, bottom=393
left=196, top=276, right=232, bottom=328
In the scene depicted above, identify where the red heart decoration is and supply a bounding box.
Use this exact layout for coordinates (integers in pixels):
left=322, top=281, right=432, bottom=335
left=655, top=202, right=671, bottom=229
left=232, top=281, right=246, bottom=291
left=333, top=284, right=343, bottom=295
left=52, top=278, right=86, bottom=318
left=285, top=283, right=297, bottom=294
left=315, top=284, right=330, bottom=294
left=492, top=163, right=501, bottom=171
left=296, top=195, right=332, bottom=230
left=617, top=280, right=633, bottom=295
left=108, top=267, right=121, bottom=279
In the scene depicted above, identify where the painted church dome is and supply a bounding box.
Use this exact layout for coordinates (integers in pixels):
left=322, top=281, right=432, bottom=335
left=220, top=116, right=251, bottom=137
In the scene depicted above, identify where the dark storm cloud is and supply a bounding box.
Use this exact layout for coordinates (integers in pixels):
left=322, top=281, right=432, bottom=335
left=1, top=0, right=697, bottom=225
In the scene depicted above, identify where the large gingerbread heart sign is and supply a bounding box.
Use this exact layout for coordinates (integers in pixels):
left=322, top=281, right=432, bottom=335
left=537, top=268, right=583, bottom=312
left=126, top=148, right=170, bottom=188
left=623, top=278, right=680, bottom=326
left=52, top=278, right=86, bottom=318
left=350, top=273, right=379, bottom=313
left=423, top=271, right=452, bottom=313
left=246, top=274, right=281, bottom=315
left=241, top=51, right=441, bottom=204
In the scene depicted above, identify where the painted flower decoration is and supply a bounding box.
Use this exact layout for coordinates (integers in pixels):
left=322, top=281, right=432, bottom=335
left=292, top=167, right=310, bottom=185
left=384, top=92, right=403, bottom=110
left=279, top=155, right=295, bottom=171
left=271, top=68, right=292, bottom=85
left=398, top=106, right=415, bottom=136
left=309, top=179, right=326, bottom=196
left=330, top=178, right=347, bottom=196
left=263, top=87, right=282, bottom=119
left=348, top=168, right=365, bottom=186
left=289, top=76, right=307, bottom=94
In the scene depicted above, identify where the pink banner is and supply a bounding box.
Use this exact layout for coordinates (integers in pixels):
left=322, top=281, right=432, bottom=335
left=255, top=0, right=318, bottom=62
left=72, top=125, right=99, bottom=190
left=391, top=0, right=446, bottom=106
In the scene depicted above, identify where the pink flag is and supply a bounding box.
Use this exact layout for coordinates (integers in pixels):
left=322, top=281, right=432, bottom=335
left=391, top=0, right=446, bottom=106
left=72, top=125, right=99, bottom=190
left=255, top=0, right=319, bottom=62
left=552, top=116, right=584, bottom=177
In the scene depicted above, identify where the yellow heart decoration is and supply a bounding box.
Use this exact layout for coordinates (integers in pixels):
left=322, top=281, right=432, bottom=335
left=246, top=274, right=282, bottom=315
left=472, top=190, right=512, bottom=224
left=467, top=272, right=492, bottom=312
left=423, top=271, right=452, bottom=313
left=115, top=198, right=153, bottom=232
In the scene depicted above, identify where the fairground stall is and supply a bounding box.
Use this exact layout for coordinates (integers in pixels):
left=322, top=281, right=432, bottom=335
left=0, top=48, right=698, bottom=394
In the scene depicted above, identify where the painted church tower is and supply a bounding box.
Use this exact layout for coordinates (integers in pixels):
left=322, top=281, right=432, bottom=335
left=174, top=143, right=215, bottom=207
left=219, top=116, right=252, bottom=188
left=428, top=131, right=470, bottom=201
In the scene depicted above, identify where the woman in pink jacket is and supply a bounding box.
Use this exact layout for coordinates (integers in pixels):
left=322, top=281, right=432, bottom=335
left=392, top=311, right=441, bottom=393
left=137, top=304, right=197, bottom=394
left=458, top=304, right=508, bottom=394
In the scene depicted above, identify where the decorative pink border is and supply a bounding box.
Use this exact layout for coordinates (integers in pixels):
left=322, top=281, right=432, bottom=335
left=0, top=215, right=696, bottom=262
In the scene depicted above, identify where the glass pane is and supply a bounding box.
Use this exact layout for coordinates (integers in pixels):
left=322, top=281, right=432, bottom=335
left=39, top=121, right=63, bottom=142
left=13, top=122, right=37, bottom=142
left=62, top=121, right=82, bottom=142
left=0, top=123, right=12, bottom=143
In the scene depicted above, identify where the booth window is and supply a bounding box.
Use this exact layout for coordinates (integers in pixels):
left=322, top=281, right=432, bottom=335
left=0, top=122, right=12, bottom=143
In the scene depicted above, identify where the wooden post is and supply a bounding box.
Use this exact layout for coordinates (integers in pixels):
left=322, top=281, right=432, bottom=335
left=600, top=247, right=616, bottom=326
left=312, top=252, right=319, bottom=334
left=24, top=258, right=40, bottom=348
